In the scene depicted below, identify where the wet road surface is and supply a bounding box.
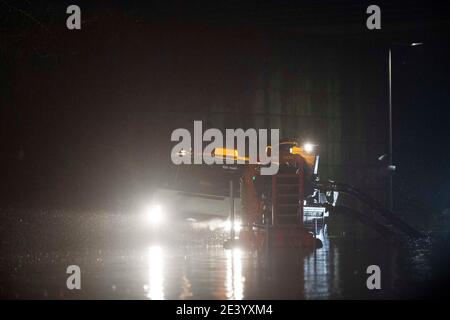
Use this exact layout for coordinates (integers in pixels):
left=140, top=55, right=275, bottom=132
left=0, top=210, right=449, bottom=299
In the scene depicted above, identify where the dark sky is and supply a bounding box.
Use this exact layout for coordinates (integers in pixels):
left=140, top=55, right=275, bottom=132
left=0, top=1, right=449, bottom=212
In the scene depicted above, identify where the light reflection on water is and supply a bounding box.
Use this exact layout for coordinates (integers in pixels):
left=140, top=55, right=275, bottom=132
left=130, top=226, right=442, bottom=299
left=225, top=248, right=244, bottom=300
left=303, top=228, right=340, bottom=299
left=146, top=246, right=164, bottom=300
left=179, top=272, right=193, bottom=299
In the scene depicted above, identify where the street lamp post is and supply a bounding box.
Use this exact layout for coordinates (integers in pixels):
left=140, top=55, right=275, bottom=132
left=387, top=42, right=423, bottom=212
left=388, top=48, right=393, bottom=212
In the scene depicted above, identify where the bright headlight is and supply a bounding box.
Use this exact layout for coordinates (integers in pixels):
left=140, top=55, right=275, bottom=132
left=303, top=143, right=314, bottom=153
left=223, top=219, right=242, bottom=232
left=144, top=204, right=164, bottom=225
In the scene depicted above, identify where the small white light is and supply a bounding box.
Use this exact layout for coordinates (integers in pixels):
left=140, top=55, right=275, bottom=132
left=303, top=143, right=314, bottom=153
left=387, top=165, right=396, bottom=171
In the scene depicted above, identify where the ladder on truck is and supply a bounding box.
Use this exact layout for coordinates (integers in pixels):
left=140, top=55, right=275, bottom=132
left=271, top=172, right=304, bottom=226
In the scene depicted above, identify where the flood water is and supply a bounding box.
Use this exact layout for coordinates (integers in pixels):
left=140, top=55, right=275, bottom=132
left=0, top=210, right=449, bottom=299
